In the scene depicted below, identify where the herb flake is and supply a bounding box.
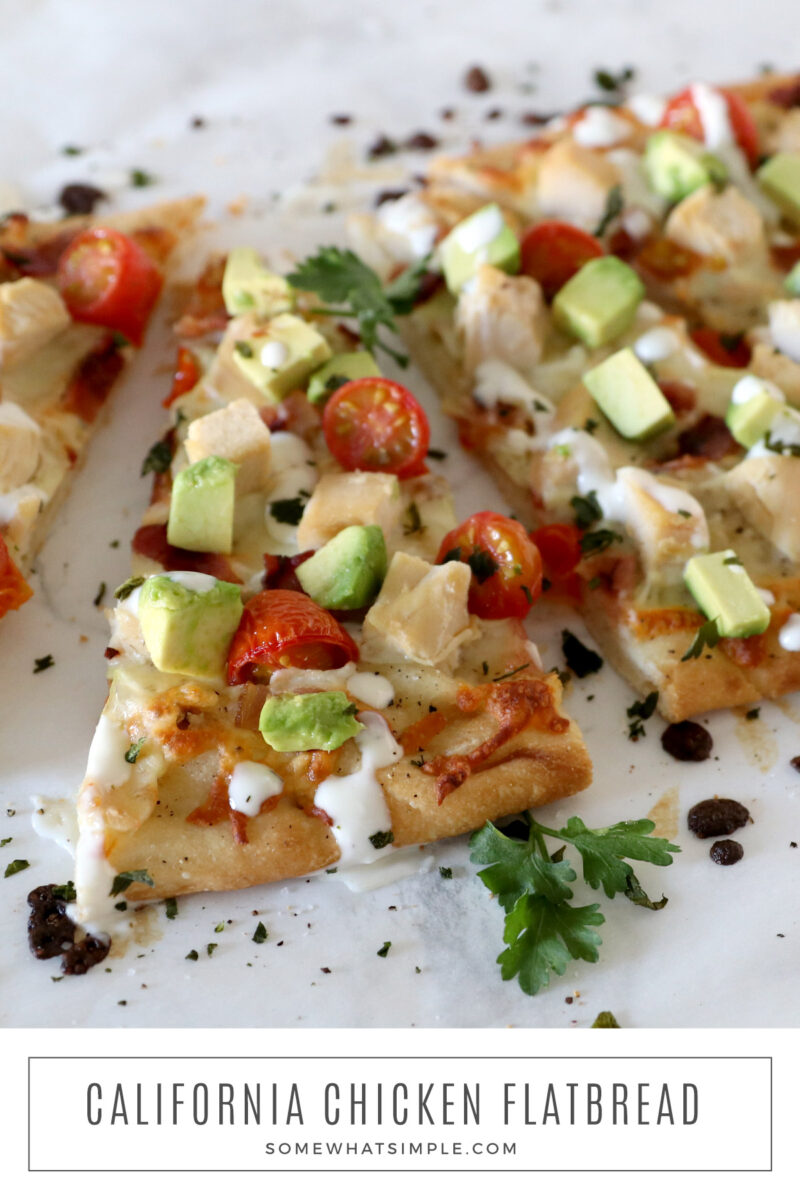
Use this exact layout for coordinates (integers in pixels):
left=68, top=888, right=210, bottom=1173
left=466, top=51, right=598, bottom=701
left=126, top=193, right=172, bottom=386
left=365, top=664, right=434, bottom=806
left=4, top=858, right=30, bottom=878
left=109, top=869, right=154, bottom=897
left=253, top=921, right=268, bottom=944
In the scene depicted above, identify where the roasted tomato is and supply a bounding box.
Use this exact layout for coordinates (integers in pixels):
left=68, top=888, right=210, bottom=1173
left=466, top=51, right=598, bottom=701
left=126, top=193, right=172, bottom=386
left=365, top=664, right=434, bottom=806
left=659, top=86, right=760, bottom=168
left=437, top=512, right=542, bottom=620
left=520, top=221, right=604, bottom=299
left=689, top=327, right=751, bottom=368
left=162, top=346, right=201, bottom=408
left=57, top=227, right=163, bottom=345
left=0, top=533, right=33, bottom=618
left=226, top=589, right=359, bottom=684
left=530, top=523, right=583, bottom=580
left=322, top=377, right=429, bottom=478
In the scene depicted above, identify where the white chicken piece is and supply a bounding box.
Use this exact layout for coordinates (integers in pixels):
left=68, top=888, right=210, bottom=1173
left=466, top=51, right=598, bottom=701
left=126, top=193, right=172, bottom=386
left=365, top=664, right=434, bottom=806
left=456, top=264, right=548, bottom=374
left=768, top=300, right=800, bottom=363
left=0, top=399, right=42, bottom=490
left=361, top=551, right=476, bottom=670
left=725, top=454, right=800, bottom=562
left=749, top=343, right=800, bottom=405
left=0, top=483, right=45, bottom=560
left=664, top=184, right=766, bottom=263
left=0, top=278, right=70, bottom=369
left=536, top=139, right=621, bottom=228
left=615, top=467, right=709, bottom=574
left=184, top=399, right=271, bottom=496
left=296, top=471, right=403, bottom=552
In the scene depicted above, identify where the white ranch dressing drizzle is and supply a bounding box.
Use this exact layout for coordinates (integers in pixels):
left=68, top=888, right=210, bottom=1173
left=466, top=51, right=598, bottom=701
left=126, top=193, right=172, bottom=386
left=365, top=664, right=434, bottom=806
left=690, top=82, right=734, bottom=149
left=626, top=93, right=667, bottom=126
left=747, top=409, right=800, bottom=458
left=633, top=326, right=683, bottom=363
left=85, top=713, right=133, bottom=790
left=378, top=193, right=439, bottom=258
left=757, top=588, right=776, bottom=607
left=260, top=340, right=289, bottom=369
left=228, top=761, right=284, bottom=817
left=768, top=301, right=800, bottom=363
left=731, top=375, right=784, bottom=406
left=335, top=847, right=435, bottom=893
left=70, top=794, right=125, bottom=937
left=456, top=205, right=503, bottom=253
left=572, top=106, right=631, bottom=147
left=30, top=795, right=79, bottom=857
left=263, top=431, right=319, bottom=552
left=779, top=613, right=800, bottom=651
left=269, top=663, right=395, bottom=709
left=346, top=672, right=395, bottom=708
left=314, top=711, right=402, bottom=867
left=165, top=571, right=219, bottom=593
left=473, top=359, right=554, bottom=415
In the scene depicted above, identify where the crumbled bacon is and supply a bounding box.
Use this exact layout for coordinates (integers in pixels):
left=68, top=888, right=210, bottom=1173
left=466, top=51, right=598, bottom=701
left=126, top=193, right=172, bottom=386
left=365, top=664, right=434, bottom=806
left=659, top=379, right=697, bottom=415
left=63, top=339, right=125, bottom=424
left=676, top=413, right=739, bottom=461
left=768, top=76, right=800, bottom=108
left=131, top=522, right=240, bottom=582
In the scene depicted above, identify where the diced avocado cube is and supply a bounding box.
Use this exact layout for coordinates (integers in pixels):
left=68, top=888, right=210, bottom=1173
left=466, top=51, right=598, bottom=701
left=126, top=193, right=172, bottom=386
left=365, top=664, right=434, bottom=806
left=259, top=691, right=361, bottom=752
left=582, top=347, right=675, bottom=441
left=306, top=351, right=381, bottom=405
left=725, top=376, right=786, bottom=449
left=757, top=153, right=800, bottom=223
left=295, top=524, right=387, bottom=609
left=138, top=573, right=243, bottom=679
left=684, top=550, right=770, bottom=639
left=222, top=247, right=294, bottom=318
left=167, top=455, right=238, bottom=553
left=786, top=261, right=800, bottom=297
left=439, top=203, right=520, bottom=294
left=232, top=313, right=331, bottom=402
left=644, top=131, right=728, bottom=203
left=552, top=256, right=645, bottom=348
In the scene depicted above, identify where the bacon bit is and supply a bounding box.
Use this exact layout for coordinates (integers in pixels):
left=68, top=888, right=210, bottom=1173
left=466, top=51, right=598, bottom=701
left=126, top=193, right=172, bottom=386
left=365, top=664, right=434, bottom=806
left=655, top=452, right=714, bottom=473
left=131, top=522, right=240, bottom=582
left=768, top=76, right=800, bottom=108
left=307, top=749, right=340, bottom=784
left=636, top=236, right=702, bottom=281
left=423, top=678, right=565, bottom=802
left=771, top=241, right=800, bottom=272
left=230, top=810, right=249, bottom=844
left=187, top=770, right=230, bottom=827
left=173, top=255, right=227, bottom=338
left=399, top=711, right=448, bottom=755
left=677, top=413, right=739, bottom=461
left=104, top=646, right=120, bottom=659
left=307, top=803, right=334, bottom=827
left=659, top=379, right=697, bottom=415
left=607, top=227, right=639, bottom=260
left=1, top=229, right=74, bottom=277
left=720, top=633, right=767, bottom=668
left=62, top=339, right=125, bottom=424
left=162, top=346, right=201, bottom=408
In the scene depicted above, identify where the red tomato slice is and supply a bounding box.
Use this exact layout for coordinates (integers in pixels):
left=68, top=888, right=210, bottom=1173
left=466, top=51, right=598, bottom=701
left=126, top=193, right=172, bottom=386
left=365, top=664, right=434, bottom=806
left=689, top=327, right=752, bottom=368
left=530, top=523, right=582, bottom=580
left=57, top=227, right=163, bottom=346
left=0, top=533, right=33, bottom=618
left=162, top=346, right=201, bottom=408
left=520, top=221, right=604, bottom=300
left=226, top=589, right=359, bottom=684
left=659, top=86, right=760, bottom=169
left=437, top=512, right=542, bottom=620
left=323, top=377, right=430, bottom=479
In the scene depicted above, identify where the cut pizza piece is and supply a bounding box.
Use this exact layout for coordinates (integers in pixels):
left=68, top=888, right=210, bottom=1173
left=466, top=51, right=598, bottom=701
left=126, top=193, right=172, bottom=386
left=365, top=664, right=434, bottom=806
left=68, top=249, right=591, bottom=936
left=345, top=75, right=800, bottom=721
left=0, top=196, right=203, bottom=619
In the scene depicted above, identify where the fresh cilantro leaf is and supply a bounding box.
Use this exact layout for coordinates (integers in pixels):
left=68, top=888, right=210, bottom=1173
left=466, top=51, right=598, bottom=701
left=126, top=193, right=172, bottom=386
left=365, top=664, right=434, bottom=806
left=125, top=737, right=145, bottom=764
left=554, top=816, right=679, bottom=899
left=369, top=830, right=394, bottom=849
left=114, top=576, right=145, bottom=601
left=141, top=437, right=172, bottom=476
left=269, top=495, right=307, bottom=525
left=570, top=490, right=603, bottom=530
left=498, top=893, right=604, bottom=996
left=164, top=897, right=178, bottom=920
left=592, top=1010, right=621, bottom=1028
left=681, top=618, right=720, bottom=661
left=467, top=547, right=498, bottom=583
left=561, top=629, right=603, bottom=677
left=109, top=869, right=154, bottom=897
left=470, top=822, right=577, bottom=909
left=593, top=184, right=623, bottom=238
left=4, top=858, right=30, bottom=878
left=580, top=527, right=623, bottom=557
left=253, top=921, right=268, bottom=944
left=384, top=255, right=432, bottom=314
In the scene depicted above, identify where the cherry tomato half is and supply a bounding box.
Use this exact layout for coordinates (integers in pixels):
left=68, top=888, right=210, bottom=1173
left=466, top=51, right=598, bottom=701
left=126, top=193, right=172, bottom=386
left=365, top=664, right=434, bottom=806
left=520, top=221, right=604, bottom=300
left=226, top=589, right=359, bottom=685
left=57, top=227, right=163, bottom=346
left=0, top=533, right=33, bottom=619
left=530, top=523, right=582, bottom=580
left=689, top=327, right=752, bottom=369
left=323, top=377, right=430, bottom=479
left=659, top=86, right=760, bottom=169
left=437, top=512, right=542, bottom=620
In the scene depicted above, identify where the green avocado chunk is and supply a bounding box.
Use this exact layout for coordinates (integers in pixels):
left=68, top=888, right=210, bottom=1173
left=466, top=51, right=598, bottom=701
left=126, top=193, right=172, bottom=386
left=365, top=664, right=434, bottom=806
left=259, top=691, right=362, bottom=752
left=138, top=574, right=243, bottom=679
left=757, top=152, right=800, bottom=222
left=232, top=313, right=331, bottom=402
left=295, top=525, right=388, bottom=609
left=684, top=550, right=770, bottom=639
left=306, top=351, right=382, bottom=405
left=786, top=261, right=800, bottom=297
left=644, top=131, right=728, bottom=203
left=552, top=255, right=645, bottom=348
left=725, top=377, right=785, bottom=449
left=167, top=455, right=238, bottom=553
left=582, top=347, right=675, bottom=441
left=439, top=203, right=520, bottom=294
left=222, top=247, right=294, bottom=318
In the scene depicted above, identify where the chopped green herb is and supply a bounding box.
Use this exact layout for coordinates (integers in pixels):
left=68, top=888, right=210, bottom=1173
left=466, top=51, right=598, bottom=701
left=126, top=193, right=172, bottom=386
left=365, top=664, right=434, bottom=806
left=677, top=509, right=691, bottom=519
left=4, top=859, right=30, bottom=879
left=588, top=576, right=602, bottom=590
left=410, top=757, right=424, bottom=768
left=269, top=495, right=306, bottom=525
left=110, top=539, right=120, bottom=548
left=0, top=838, right=11, bottom=848
left=206, top=943, right=218, bottom=957
left=562, top=629, right=603, bottom=677
left=130, top=168, right=155, bottom=187
left=214, top=921, right=225, bottom=933
left=521, top=584, right=534, bottom=604
left=114, top=901, right=128, bottom=912
left=164, top=897, right=178, bottom=920
left=592, top=1010, right=621, bottom=1028
left=745, top=707, right=761, bottom=720
left=482, top=661, right=489, bottom=676
left=681, top=618, right=720, bottom=661
left=403, top=501, right=423, bottom=535
left=439, top=866, right=453, bottom=879
left=467, top=547, right=498, bottom=583
left=253, top=921, right=268, bottom=944
left=584, top=417, right=599, bottom=434
left=62, top=144, right=83, bottom=156
left=124, top=737, right=145, bottom=764
left=551, top=667, right=572, bottom=688
left=427, top=447, right=447, bottom=461
left=109, top=869, right=154, bottom=897
left=764, top=429, right=800, bottom=456
left=140, top=438, right=172, bottom=476
left=52, top=881, right=76, bottom=902
left=580, top=528, right=623, bottom=557
left=593, top=184, right=623, bottom=238
left=234, top=339, right=254, bottom=358
left=570, top=490, right=603, bottom=530
left=325, top=868, right=338, bottom=874
left=114, top=575, right=145, bottom=601
left=33, top=655, right=54, bottom=674
left=93, top=582, right=107, bottom=608
left=369, top=830, right=394, bottom=849
left=377, top=941, right=392, bottom=958
left=626, top=691, right=659, bottom=741
left=723, top=554, right=743, bottom=566
left=594, top=66, right=635, bottom=92
left=186, top=949, right=199, bottom=961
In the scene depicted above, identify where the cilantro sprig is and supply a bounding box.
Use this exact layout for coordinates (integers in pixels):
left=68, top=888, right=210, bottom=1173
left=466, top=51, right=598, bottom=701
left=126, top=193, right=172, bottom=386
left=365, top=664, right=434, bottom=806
left=470, top=813, right=678, bottom=996
left=287, top=248, right=429, bottom=367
